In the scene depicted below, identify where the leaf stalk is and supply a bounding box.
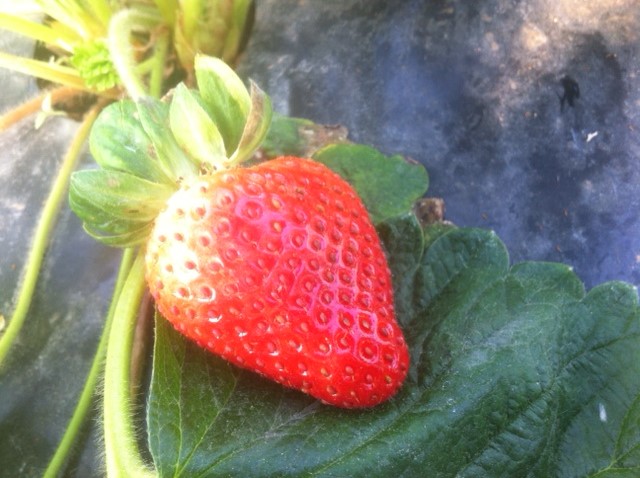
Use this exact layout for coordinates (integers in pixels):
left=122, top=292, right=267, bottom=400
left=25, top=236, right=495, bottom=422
left=107, top=8, right=163, bottom=101
left=0, top=100, right=103, bottom=368
left=43, top=248, right=136, bottom=478
left=102, top=250, right=157, bottom=478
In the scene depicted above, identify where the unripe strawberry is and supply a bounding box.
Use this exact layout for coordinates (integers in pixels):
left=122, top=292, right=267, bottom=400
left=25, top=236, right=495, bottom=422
left=145, top=157, right=409, bottom=407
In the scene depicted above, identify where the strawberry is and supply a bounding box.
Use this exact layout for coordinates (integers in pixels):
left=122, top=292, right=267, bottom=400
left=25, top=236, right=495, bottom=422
left=144, top=156, right=409, bottom=407
left=70, top=56, right=409, bottom=408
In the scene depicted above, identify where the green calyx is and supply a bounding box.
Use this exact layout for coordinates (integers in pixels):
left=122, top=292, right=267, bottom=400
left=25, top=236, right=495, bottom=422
left=70, top=55, right=272, bottom=247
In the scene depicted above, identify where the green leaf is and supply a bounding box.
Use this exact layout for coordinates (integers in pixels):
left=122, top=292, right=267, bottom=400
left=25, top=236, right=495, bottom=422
left=377, top=214, right=425, bottom=328
left=147, top=216, right=640, bottom=476
left=422, top=221, right=456, bottom=248
left=89, top=101, right=172, bottom=184
left=69, top=169, right=173, bottom=247
left=260, top=114, right=350, bottom=160
left=313, top=144, right=429, bottom=224
left=260, top=114, right=315, bottom=158
left=228, top=81, right=272, bottom=166
left=147, top=313, right=260, bottom=478
left=169, top=83, right=228, bottom=170
left=194, top=55, right=251, bottom=154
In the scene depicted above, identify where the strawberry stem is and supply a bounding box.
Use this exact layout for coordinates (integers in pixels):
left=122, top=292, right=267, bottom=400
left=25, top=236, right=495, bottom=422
left=43, top=248, right=136, bottom=478
left=107, top=8, right=163, bottom=101
left=0, top=101, right=103, bottom=368
left=148, top=30, right=170, bottom=99
left=0, top=86, right=81, bottom=132
left=103, top=250, right=157, bottom=478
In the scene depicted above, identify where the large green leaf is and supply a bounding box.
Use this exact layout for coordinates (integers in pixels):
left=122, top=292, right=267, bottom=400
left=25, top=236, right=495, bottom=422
left=147, top=212, right=640, bottom=477
left=313, top=144, right=429, bottom=224
left=260, top=114, right=316, bottom=158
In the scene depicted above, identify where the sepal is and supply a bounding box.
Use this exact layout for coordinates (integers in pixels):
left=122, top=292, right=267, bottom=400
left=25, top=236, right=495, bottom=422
left=90, top=101, right=172, bottom=184
left=169, top=83, right=228, bottom=170
left=227, top=81, right=272, bottom=166
left=82, top=222, right=155, bottom=248
left=194, top=55, right=251, bottom=154
left=136, top=98, right=200, bottom=181
left=72, top=54, right=274, bottom=250
left=69, top=169, right=174, bottom=247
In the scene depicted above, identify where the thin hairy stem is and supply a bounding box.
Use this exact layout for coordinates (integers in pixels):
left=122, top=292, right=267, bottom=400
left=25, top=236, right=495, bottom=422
left=0, top=86, right=81, bottom=132
left=107, top=8, right=163, bottom=101
left=103, top=250, right=158, bottom=478
left=0, top=100, right=105, bottom=368
left=148, top=30, right=170, bottom=98
left=43, top=248, right=136, bottom=478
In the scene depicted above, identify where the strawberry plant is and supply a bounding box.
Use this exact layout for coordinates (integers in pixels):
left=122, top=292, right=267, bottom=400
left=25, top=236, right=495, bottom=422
left=70, top=55, right=640, bottom=476
left=0, top=1, right=252, bottom=476
left=1, top=4, right=640, bottom=478
left=0, top=0, right=254, bottom=384
left=0, top=0, right=253, bottom=366
left=62, top=55, right=426, bottom=475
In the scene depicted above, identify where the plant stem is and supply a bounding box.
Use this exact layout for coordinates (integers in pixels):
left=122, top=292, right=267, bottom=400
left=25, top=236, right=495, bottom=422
left=148, top=31, right=169, bottom=98
left=0, top=101, right=103, bottom=368
left=0, top=86, right=81, bottom=132
left=103, top=250, right=157, bottom=478
left=43, top=248, right=136, bottom=478
left=107, top=8, right=163, bottom=101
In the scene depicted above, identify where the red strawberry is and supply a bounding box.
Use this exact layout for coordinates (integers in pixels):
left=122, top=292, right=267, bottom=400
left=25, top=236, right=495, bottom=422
left=145, top=156, right=409, bottom=408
